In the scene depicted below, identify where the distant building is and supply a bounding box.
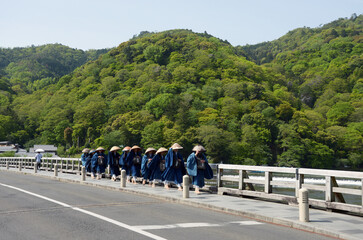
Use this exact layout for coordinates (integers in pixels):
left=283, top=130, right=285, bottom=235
left=0, top=141, right=26, bottom=154
left=0, top=141, right=58, bottom=157
left=29, top=145, right=58, bottom=157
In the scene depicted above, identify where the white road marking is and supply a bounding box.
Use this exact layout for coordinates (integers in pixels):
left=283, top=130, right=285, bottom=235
left=230, top=221, right=264, bottom=225
left=136, top=223, right=221, bottom=230
left=0, top=182, right=167, bottom=240
left=135, top=221, right=264, bottom=230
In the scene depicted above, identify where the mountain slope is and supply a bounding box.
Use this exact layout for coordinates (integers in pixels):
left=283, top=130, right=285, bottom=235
left=3, top=23, right=363, bottom=169
left=0, top=44, right=108, bottom=93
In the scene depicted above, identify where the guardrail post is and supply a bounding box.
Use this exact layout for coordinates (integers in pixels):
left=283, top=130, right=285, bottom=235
left=81, top=167, right=86, bottom=181
left=66, top=160, right=69, bottom=172
left=54, top=165, right=58, bottom=177
left=217, top=167, right=223, bottom=188
left=61, top=159, right=63, bottom=172
left=19, top=161, right=22, bottom=171
left=325, top=176, right=334, bottom=202
left=265, top=171, right=272, bottom=193
left=183, top=175, right=190, bottom=198
left=120, top=170, right=126, bottom=188
left=72, top=160, right=75, bottom=171
left=6, top=161, right=9, bottom=170
left=34, top=161, right=37, bottom=173
left=295, top=169, right=304, bottom=197
left=299, top=188, right=309, bottom=222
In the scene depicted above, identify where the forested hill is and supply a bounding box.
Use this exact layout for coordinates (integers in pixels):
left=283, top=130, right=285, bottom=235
left=241, top=13, right=362, bottom=64
left=1, top=17, right=362, bottom=169
left=0, top=44, right=108, bottom=93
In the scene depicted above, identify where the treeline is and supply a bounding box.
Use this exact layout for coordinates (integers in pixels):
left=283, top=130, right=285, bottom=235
left=0, top=16, right=362, bottom=170
left=0, top=44, right=108, bottom=93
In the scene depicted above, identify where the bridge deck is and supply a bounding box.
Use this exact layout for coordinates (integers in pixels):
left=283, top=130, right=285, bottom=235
left=1, top=166, right=362, bottom=240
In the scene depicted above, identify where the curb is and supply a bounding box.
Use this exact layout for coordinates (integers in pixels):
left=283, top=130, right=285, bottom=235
left=0, top=168, right=355, bottom=240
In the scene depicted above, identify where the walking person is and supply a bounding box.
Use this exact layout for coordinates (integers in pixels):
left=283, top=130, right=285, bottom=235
left=108, top=146, right=121, bottom=181
left=35, top=151, right=42, bottom=170
left=91, top=147, right=107, bottom=180
left=148, top=147, right=168, bottom=188
left=81, top=148, right=90, bottom=168
left=85, top=149, right=95, bottom=173
left=119, top=146, right=131, bottom=181
left=126, top=145, right=142, bottom=184
left=186, top=145, right=214, bottom=194
left=162, top=143, right=185, bottom=190
left=141, top=148, right=156, bottom=185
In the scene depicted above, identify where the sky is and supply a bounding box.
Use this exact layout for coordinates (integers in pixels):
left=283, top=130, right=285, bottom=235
left=0, top=0, right=362, bottom=50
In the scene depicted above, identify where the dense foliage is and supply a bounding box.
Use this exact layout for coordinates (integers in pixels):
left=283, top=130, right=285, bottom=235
left=0, top=44, right=108, bottom=93
left=1, top=15, right=362, bottom=169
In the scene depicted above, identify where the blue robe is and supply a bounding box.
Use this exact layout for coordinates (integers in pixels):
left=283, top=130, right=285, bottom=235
left=85, top=154, right=93, bottom=172
left=91, top=152, right=107, bottom=173
left=119, top=152, right=131, bottom=175
left=126, top=150, right=142, bottom=177
left=148, top=154, right=165, bottom=181
left=161, top=148, right=186, bottom=185
left=81, top=153, right=88, bottom=166
left=108, top=152, right=120, bottom=176
left=141, top=153, right=154, bottom=180
left=187, top=152, right=213, bottom=188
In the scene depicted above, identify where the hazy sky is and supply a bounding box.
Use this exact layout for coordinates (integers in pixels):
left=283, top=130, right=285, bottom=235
left=0, top=0, right=361, bottom=50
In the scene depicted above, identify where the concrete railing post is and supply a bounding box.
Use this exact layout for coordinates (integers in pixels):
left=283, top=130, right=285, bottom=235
left=299, top=188, right=309, bottom=222
left=183, top=175, right=189, bottom=198
left=19, top=161, right=22, bottom=171
left=6, top=161, right=9, bottom=170
left=34, top=162, right=37, bottom=173
left=54, top=165, right=58, bottom=177
left=120, top=170, right=126, bottom=188
left=81, top=167, right=86, bottom=181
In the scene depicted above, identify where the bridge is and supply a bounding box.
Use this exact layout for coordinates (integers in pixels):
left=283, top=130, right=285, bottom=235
left=1, top=157, right=363, bottom=240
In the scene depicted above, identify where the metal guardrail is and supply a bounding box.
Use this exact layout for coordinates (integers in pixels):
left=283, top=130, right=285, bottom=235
left=1, top=158, right=362, bottom=215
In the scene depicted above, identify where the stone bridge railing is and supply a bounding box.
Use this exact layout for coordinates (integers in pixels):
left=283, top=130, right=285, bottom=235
left=217, top=164, right=363, bottom=215
left=1, top=157, right=362, bottom=215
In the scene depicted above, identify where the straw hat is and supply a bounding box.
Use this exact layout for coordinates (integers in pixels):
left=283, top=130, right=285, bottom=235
left=145, top=147, right=156, bottom=154
left=171, top=143, right=183, bottom=150
left=192, top=145, right=206, bottom=152
left=96, top=147, right=105, bottom=151
left=131, top=145, right=141, bottom=151
left=110, top=146, right=121, bottom=152
left=89, top=149, right=96, bottom=154
left=156, top=147, right=168, bottom=154
left=122, top=146, right=131, bottom=152
left=82, top=148, right=90, bottom=153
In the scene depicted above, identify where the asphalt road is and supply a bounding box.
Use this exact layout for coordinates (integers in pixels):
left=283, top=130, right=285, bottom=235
left=0, top=171, right=334, bottom=240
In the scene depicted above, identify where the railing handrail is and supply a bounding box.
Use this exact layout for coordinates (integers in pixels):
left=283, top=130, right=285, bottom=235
left=218, top=164, right=363, bottom=179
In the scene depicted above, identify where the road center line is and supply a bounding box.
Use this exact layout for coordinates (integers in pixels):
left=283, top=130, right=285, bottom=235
left=0, top=182, right=167, bottom=240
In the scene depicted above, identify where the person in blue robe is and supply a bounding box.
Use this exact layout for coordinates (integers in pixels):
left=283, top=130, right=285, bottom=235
left=162, top=143, right=186, bottom=190
left=91, top=147, right=107, bottom=180
left=81, top=148, right=90, bottom=167
left=85, top=149, right=95, bottom=173
left=148, top=147, right=168, bottom=187
left=141, top=148, right=156, bottom=185
left=187, top=145, right=213, bottom=194
left=108, top=146, right=121, bottom=181
left=119, top=146, right=131, bottom=181
left=126, top=145, right=142, bottom=184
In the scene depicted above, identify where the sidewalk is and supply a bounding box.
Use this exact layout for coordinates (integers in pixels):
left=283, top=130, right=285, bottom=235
left=1, top=167, right=363, bottom=240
